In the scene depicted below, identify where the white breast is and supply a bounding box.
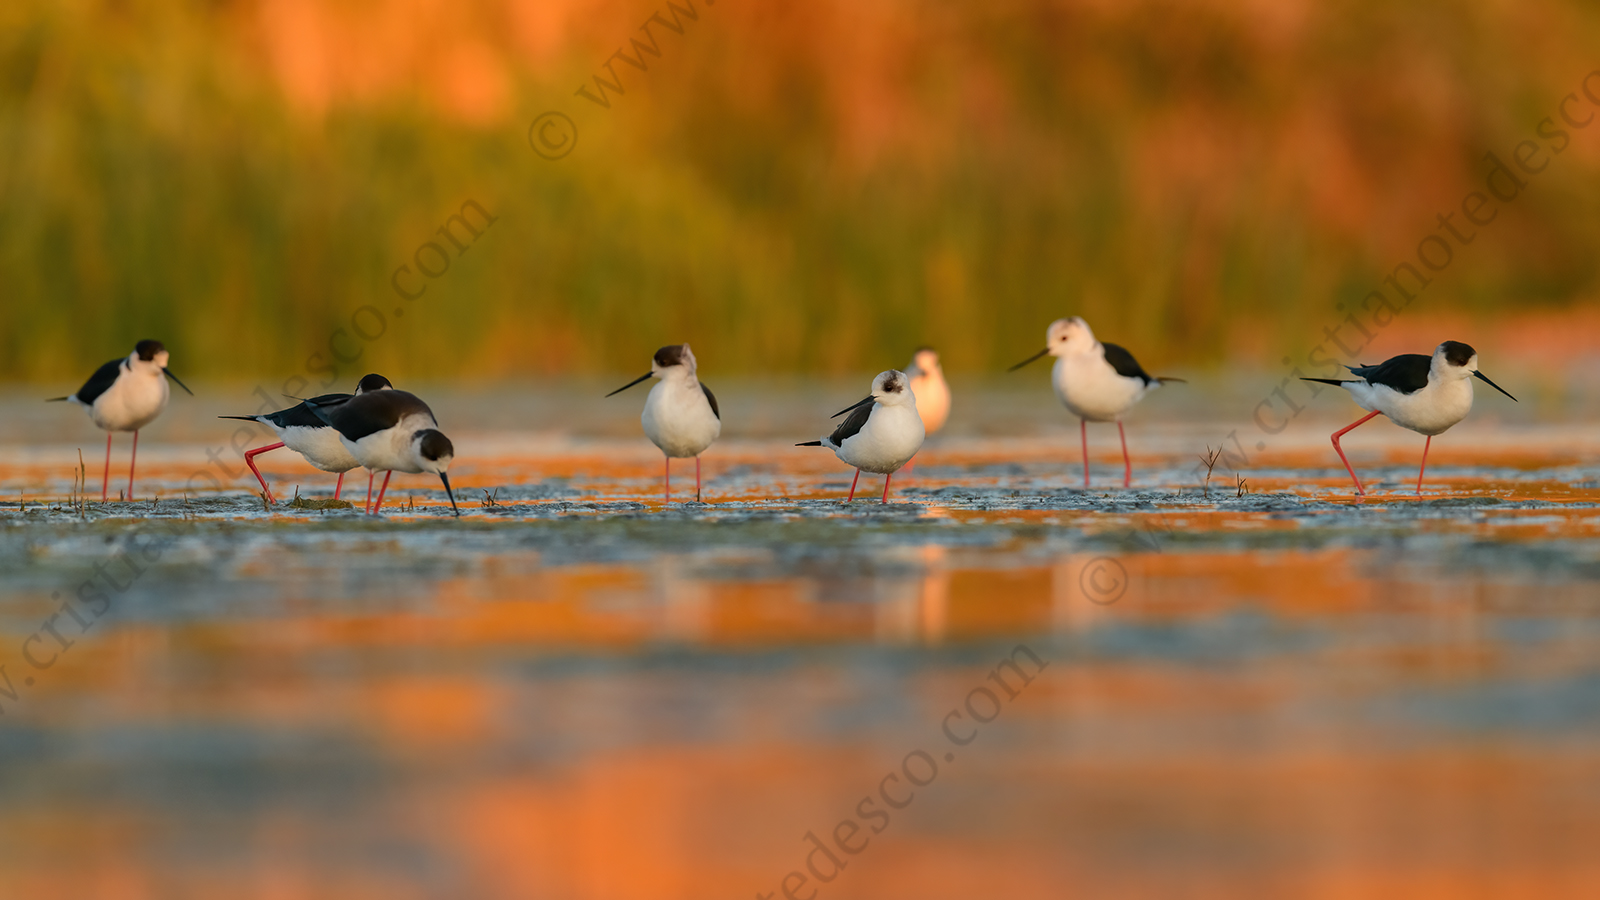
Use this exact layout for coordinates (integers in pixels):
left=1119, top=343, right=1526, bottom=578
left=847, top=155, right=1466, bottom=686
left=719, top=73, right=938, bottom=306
left=641, top=378, right=720, bottom=458
left=85, top=368, right=169, bottom=432
left=1348, top=378, right=1473, bottom=436
left=1052, top=353, right=1153, bottom=422
left=834, top=404, right=925, bottom=474
left=342, top=412, right=437, bottom=473
left=273, top=424, right=362, bottom=473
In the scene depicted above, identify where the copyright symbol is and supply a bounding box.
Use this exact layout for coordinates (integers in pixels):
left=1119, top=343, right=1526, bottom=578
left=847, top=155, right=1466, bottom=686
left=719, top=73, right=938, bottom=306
left=1080, top=557, right=1127, bottom=605
left=529, top=111, right=577, bottom=161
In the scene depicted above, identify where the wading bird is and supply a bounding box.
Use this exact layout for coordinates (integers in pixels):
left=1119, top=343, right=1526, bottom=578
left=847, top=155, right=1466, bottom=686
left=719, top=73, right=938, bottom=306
left=1010, top=317, right=1182, bottom=488
left=902, top=347, right=949, bottom=473
left=1302, top=341, right=1516, bottom=497
left=48, top=339, right=192, bottom=501
left=797, top=370, right=925, bottom=503
left=607, top=344, right=721, bottom=502
left=219, top=374, right=393, bottom=505
left=304, top=390, right=459, bottom=516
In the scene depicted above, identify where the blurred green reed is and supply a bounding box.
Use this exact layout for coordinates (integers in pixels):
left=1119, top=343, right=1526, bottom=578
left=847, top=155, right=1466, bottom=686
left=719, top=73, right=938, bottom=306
left=1, top=0, right=1597, bottom=384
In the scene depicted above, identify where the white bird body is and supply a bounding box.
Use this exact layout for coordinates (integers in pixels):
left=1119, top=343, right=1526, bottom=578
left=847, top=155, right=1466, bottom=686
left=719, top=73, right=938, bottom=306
left=77, top=360, right=171, bottom=432
left=272, top=425, right=360, bottom=472
left=643, top=369, right=721, bottom=458
left=1335, top=363, right=1475, bottom=436
left=342, top=411, right=443, bottom=474
left=824, top=398, right=925, bottom=474
left=905, top=349, right=950, bottom=435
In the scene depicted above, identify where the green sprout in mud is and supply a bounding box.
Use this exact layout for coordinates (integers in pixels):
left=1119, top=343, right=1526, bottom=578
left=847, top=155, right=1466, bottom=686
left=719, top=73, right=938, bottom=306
left=481, top=489, right=501, bottom=510
left=1236, top=474, right=1248, bottom=498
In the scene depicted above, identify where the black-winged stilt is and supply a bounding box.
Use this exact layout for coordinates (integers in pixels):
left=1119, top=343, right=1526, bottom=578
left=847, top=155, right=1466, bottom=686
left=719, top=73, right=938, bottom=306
left=303, top=389, right=459, bottom=516
left=607, top=344, right=721, bottom=502
left=47, top=339, right=192, bottom=501
left=905, top=348, right=950, bottom=436
left=1302, top=340, right=1516, bottom=497
left=219, top=373, right=393, bottom=505
left=797, top=370, right=925, bottom=503
left=1010, top=317, right=1182, bottom=488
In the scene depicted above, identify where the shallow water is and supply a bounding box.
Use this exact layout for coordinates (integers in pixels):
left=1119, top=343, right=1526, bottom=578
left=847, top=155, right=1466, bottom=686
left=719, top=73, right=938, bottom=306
left=2, top=385, right=1599, bottom=897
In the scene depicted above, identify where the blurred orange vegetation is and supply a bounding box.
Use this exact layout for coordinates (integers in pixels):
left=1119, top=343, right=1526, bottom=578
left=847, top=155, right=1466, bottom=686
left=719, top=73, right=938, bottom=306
left=1, top=0, right=1597, bottom=380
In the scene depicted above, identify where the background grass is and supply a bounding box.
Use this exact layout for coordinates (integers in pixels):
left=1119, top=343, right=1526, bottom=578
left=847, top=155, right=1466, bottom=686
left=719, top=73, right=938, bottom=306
left=2, top=0, right=1598, bottom=385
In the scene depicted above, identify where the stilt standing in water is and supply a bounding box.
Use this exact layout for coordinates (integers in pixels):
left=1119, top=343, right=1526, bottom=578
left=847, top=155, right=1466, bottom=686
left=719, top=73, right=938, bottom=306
left=1011, top=317, right=1182, bottom=488
left=797, top=370, right=925, bottom=504
left=607, top=344, right=721, bottom=502
left=48, top=339, right=192, bottom=501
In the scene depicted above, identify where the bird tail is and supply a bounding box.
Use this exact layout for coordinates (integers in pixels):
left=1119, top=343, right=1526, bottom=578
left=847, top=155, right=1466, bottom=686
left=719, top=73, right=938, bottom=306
left=44, top=396, right=70, bottom=402
left=795, top=440, right=823, bottom=447
left=1301, top=378, right=1355, bottom=387
left=1155, top=376, right=1186, bottom=384
left=217, top=415, right=261, bottom=422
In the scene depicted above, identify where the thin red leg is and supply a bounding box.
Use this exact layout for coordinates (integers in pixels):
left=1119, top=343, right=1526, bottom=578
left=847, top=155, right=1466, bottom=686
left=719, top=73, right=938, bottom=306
left=882, top=473, right=892, bottom=504
left=664, top=456, right=671, bottom=503
left=1117, top=421, right=1131, bottom=489
left=243, top=442, right=284, bottom=504
left=845, top=469, right=861, bottom=502
left=128, top=430, right=139, bottom=501
left=370, top=471, right=392, bottom=515
left=1416, top=435, right=1432, bottom=496
left=102, top=432, right=112, bottom=502
left=1330, top=410, right=1382, bottom=496
left=1081, top=419, right=1090, bottom=488
left=695, top=455, right=703, bottom=502
left=364, top=471, right=375, bottom=512
left=333, top=471, right=345, bottom=501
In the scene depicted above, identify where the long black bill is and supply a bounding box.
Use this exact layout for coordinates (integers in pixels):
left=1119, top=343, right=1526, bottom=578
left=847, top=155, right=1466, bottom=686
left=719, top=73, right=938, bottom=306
left=1007, top=348, right=1050, bottom=373
left=606, top=373, right=652, bottom=397
left=831, top=395, right=874, bottom=419
left=440, top=473, right=460, bottom=518
left=164, top=368, right=194, bottom=395
left=1474, top=370, right=1517, bottom=402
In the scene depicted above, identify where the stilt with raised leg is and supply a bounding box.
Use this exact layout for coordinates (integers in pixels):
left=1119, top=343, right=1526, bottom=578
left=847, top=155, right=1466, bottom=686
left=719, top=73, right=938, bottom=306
left=242, top=442, right=286, bottom=503
left=1330, top=410, right=1382, bottom=496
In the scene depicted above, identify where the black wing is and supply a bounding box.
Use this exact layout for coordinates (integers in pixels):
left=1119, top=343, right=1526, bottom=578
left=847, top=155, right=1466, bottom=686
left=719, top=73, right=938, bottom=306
left=261, top=392, right=355, bottom=428
left=1348, top=354, right=1431, bottom=394
left=827, top=401, right=873, bottom=446
left=1100, top=343, right=1155, bottom=385
left=316, top=389, right=435, bottom=441
left=73, top=359, right=125, bottom=406
left=700, top=383, right=720, bottom=420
